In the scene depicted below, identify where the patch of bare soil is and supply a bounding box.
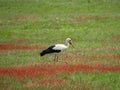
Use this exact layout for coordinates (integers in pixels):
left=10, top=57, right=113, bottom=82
left=15, top=39, right=29, bottom=43
left=23, top=79, right=66, bottom=88
left=0, top=44, right=46, bottom=54
left=74, top=16, right=107, bottom=22
left=41, top=79, right=66, bottom=87
left=64, top=54, right=120, bottom=61
left=0, top=64, right=120, bottom=78
left=15, top=15, right=37, bottom=20
left=0, top=82, right=2, bottom=87
left=92, top=47, right=117, bottom=52
left=87, top=54, right=120, bottom=59
left=0, top=23, right=4, bottom=26
left=114, top=36, right=120, bottom=42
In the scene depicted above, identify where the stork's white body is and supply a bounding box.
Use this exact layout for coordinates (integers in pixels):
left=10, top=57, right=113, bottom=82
left=53, top=44, right=68, bottom=51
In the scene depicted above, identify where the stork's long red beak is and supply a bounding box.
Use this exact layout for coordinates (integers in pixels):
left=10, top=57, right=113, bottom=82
left=69, top=40, right=74, bottom=48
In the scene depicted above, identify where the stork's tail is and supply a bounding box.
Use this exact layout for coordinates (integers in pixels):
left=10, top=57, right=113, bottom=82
left=40, top=50, right=47, bottom=56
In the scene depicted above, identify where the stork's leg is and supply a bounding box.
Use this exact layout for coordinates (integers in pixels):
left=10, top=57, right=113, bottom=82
left=54, top=55, right=57, bottom=64
left=56, top=56, right=59, bottom=62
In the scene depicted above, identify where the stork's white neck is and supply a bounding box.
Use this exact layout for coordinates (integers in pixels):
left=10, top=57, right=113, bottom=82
left=66, top=41, right=70, bottom=48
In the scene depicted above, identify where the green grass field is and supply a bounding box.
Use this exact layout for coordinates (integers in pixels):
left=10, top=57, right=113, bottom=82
left=0, top=0, right=120, bottom=90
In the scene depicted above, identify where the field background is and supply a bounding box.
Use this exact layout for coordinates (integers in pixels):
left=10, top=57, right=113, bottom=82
left=0, top=0, right=120, bottom=90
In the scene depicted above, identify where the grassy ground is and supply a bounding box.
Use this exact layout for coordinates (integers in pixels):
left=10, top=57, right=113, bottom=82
left=0, top=0, right=120, bottom=90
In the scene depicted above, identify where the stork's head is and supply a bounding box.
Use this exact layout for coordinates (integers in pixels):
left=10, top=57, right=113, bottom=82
left=66, top=38, right=74, bottom=48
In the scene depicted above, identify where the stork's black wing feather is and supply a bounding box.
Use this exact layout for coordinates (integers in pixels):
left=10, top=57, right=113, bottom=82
left=40, top=45, right=61, bottom=56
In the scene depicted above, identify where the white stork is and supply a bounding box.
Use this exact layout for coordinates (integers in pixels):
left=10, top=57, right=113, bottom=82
left=40, top=38, right=74, bottom=64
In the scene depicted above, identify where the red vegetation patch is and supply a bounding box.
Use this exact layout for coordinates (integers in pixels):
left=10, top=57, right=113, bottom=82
left=0, top=64, right=120, bottom=78
left=0, top=44, right=45, bottom=51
